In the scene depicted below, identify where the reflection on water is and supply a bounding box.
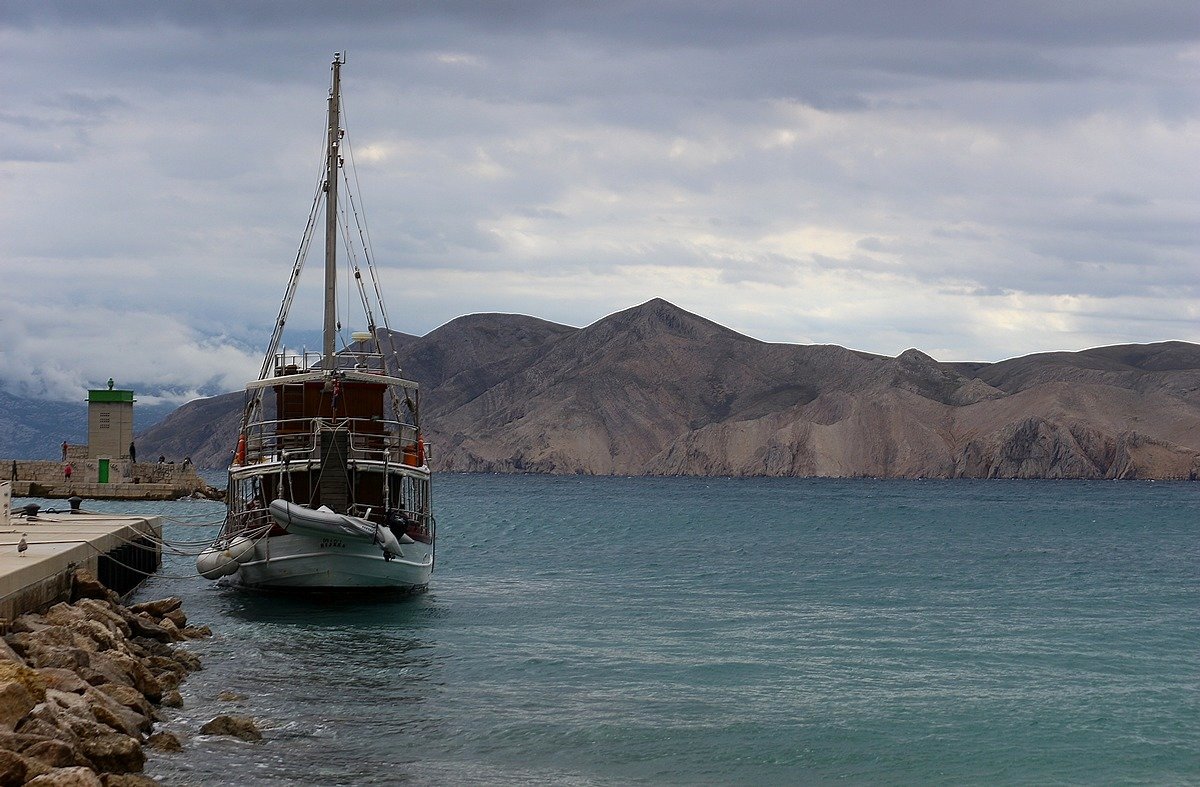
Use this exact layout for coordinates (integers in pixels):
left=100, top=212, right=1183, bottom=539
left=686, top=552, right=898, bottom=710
left=216, top=585, right=441, bottom=627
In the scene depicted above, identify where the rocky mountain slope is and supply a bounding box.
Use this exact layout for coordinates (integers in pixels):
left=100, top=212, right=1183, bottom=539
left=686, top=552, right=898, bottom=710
left=134, top=299, right=1200, bottom=479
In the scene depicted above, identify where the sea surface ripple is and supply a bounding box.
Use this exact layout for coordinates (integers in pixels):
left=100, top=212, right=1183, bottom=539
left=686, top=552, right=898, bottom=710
left=41, top=475, right=1199, bottom=785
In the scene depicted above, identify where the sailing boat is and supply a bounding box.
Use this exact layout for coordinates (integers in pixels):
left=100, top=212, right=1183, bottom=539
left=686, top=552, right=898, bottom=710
left=197, top=54, right=435, bottom=591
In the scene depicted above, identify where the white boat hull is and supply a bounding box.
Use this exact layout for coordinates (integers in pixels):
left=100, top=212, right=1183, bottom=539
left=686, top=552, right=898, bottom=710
left=232, top=532, right=433, bottom=590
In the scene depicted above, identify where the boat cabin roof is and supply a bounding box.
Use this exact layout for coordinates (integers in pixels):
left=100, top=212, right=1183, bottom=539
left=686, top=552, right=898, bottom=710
left=246, top=369, right=419, bottom=391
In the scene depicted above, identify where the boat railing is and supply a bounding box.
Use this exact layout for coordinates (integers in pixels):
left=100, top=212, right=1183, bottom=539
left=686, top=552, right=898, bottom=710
left=272, top=349, right=391, bottom=376
left=343, top=422, right=418, bottom=461
left=239, top=417, right=427, bottom=467
left=226, top=502, right=273, bottom=539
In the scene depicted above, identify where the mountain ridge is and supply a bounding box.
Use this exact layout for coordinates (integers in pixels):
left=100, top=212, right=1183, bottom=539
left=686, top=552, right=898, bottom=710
left=46, top=299, right=1200, bottom=479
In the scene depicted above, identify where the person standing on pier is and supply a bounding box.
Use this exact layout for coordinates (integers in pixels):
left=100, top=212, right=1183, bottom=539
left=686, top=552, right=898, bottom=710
left=64, top=462, right=73, bottom=483
left=61, top=440, right=68, bottom=461
left=129, top=442, right=137, bottom=464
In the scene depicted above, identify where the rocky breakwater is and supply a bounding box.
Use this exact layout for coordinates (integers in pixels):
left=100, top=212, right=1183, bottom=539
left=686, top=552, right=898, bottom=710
left=0, top=569, right=213, bottom=786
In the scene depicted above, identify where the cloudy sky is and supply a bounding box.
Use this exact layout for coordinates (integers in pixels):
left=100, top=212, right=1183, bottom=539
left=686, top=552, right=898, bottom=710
left=2, top=1, right=1197, bottom=404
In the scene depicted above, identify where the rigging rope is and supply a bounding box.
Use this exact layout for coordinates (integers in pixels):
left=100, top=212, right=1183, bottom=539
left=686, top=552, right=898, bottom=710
left=242, top=172, right=325, bottom=435
left=340, top=132, right=406, bottom=422
left=342, top=133, right=393, bottom=332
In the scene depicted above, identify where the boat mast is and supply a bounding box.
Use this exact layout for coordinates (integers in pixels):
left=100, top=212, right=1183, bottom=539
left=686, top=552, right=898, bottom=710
left=323, top=53, right=344, bottom=371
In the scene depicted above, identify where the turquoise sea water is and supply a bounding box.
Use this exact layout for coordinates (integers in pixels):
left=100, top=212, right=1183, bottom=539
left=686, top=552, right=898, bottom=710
left=38, top=476, right=1200, bottom=785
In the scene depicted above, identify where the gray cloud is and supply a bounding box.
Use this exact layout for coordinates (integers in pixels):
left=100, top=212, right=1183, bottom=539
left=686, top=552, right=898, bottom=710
left=1, top=0, right=1197, bottom=398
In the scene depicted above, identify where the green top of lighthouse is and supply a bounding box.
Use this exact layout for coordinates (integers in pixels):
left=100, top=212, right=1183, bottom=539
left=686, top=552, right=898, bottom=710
left=88, top=379, right=134, bottom=404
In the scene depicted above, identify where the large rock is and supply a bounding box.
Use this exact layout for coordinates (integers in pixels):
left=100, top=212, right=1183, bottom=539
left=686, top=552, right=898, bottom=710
left=156, top=618, right=182, bottom=641
left=140, top=654, right=195, bottom=686
left=36, top=669, right=90, bottom=695
left=0, top=639, right=25, bottom=664
left=0, top=680, right=36, bottom=732
left=200, top=714, right=262, bottom=742
left=146, top=670, right=179, bottom=693
left=0, top=748, right=31, bottom=786
left=25, top=766, right=103, bottom=786
left=0, top=748, right=26, bottom=782
left=69, top=571, right=119, bottom=605
left=144, top=731, right=181, bottom=752
left=26, top=646, right=92, bottom=673
left=78, top=733, right=144, bottom=774
left=0, top=660, right=48, bottom=703
left=15, top=718, right=74, bottom=745
left=74, top=602, right=132, bottom=640
left=125, top=640, right=169, bottom=660
left=11, top=627, right=73, bottom=653
left=43, top=690, right=95, bottom=724
left=43, top=605, right=87, bottom=629
left=953, top=417, right=1111, bottom=479
left=20, top=699, right=108, bottom=743
left=0, top=581, right=208, bottom=787
left=99, top=772, right=160, bottom=787
left=114, top=613, right=173, bottom=645
left=79, top=696, right=144, bottom=740
left=99, top=773, right=159, bottom=786
left=93, top=686, right=152, bottom=720
left=168, top=650, right=201, bottom=674
left=0, top=730, right=55, bottom=753
left=126, top=599, right=181, bottom=620
left=85, top=653, right=161, bottom=704
left=22, top=738, right=82, bottom=768
left=10, top=614, right=50, bottom=635
left=67, top=621, right=124, bottom=655
left=87, top=705, right=141, bottom=741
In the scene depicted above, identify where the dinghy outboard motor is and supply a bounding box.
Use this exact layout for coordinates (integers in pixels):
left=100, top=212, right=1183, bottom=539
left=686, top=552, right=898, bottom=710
left=374, top=522, right=404, bottom=561
left=386, top=508, right=409, bottom=541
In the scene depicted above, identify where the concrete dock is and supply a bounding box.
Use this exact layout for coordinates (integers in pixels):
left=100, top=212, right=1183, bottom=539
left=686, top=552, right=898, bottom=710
left=0, top=506, right=162, bottom=622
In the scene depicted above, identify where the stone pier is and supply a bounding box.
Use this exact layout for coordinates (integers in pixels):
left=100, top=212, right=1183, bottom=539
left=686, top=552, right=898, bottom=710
left=3, top=457, right=212, bottom=501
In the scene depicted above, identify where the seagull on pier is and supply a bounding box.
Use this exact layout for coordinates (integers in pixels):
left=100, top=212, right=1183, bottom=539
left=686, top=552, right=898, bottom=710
left=17, top=534, right=28, bottom=557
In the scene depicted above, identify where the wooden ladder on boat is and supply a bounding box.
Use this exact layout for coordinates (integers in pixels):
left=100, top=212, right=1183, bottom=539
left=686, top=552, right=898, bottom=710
left=318, top=430, right=351, bottom=512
